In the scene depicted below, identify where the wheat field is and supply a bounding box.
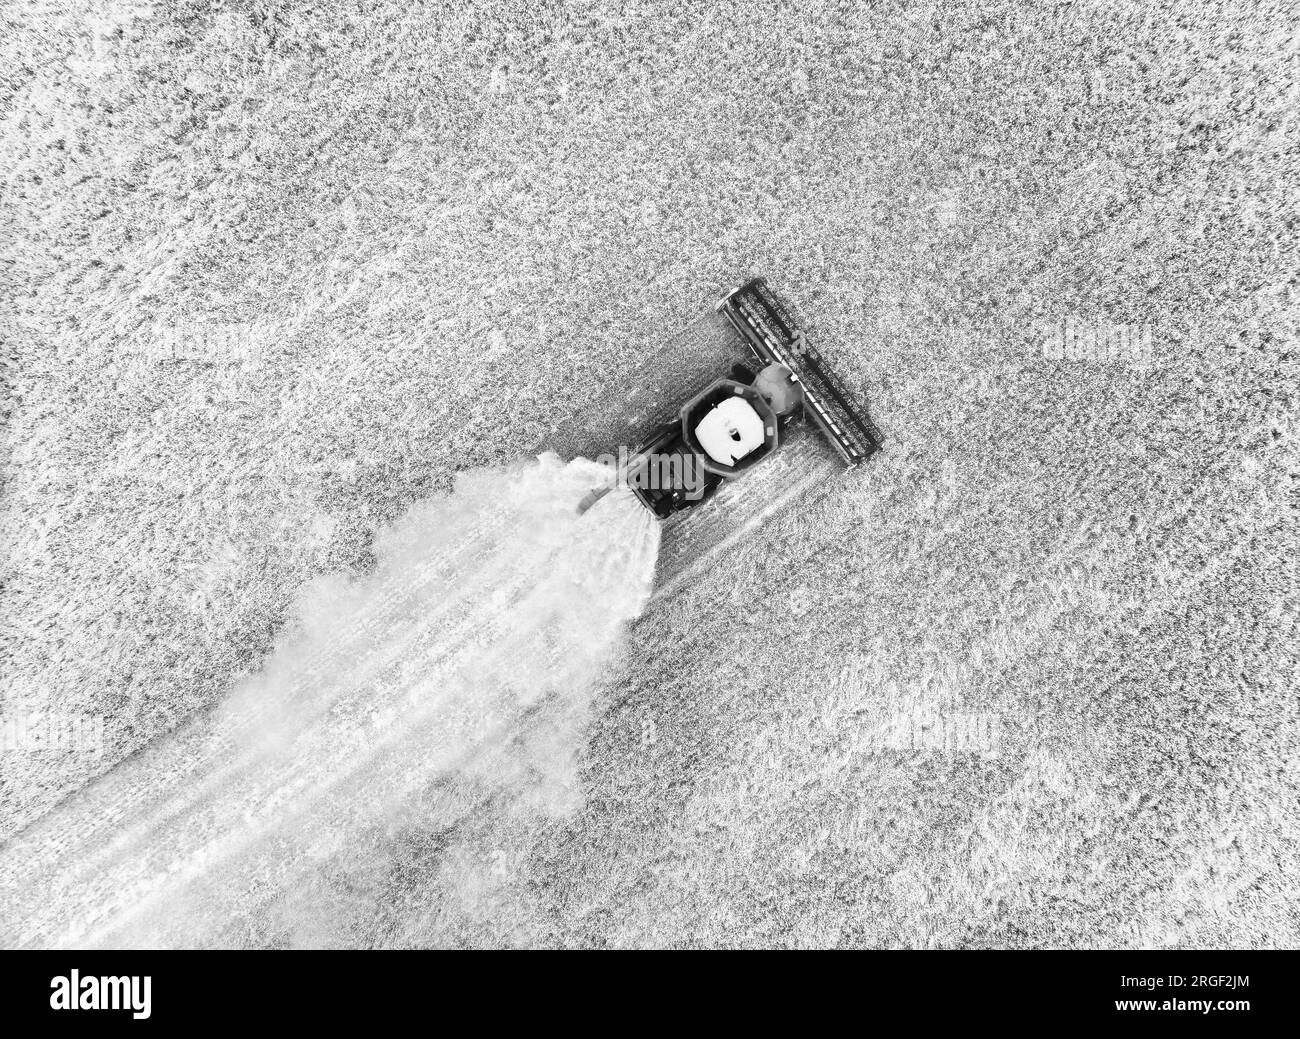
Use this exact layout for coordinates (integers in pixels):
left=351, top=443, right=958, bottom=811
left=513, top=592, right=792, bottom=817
left=2, top=0, right=1297, bottom=947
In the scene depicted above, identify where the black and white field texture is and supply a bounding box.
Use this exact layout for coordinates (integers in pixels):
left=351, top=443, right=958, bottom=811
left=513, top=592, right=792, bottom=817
left=2, top=1, right=1297, bottom=948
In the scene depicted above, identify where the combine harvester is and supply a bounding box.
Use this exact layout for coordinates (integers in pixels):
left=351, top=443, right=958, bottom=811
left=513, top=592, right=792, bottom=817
left=570, top=277, right=884, bottom=591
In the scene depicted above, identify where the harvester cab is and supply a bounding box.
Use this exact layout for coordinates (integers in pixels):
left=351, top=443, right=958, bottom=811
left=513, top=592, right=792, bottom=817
left=577, top=277, right=883, bottom=518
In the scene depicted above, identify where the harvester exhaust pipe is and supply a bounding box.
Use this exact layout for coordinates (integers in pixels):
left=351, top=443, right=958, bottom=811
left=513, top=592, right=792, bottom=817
left=576, top=483, right=614, bottom=516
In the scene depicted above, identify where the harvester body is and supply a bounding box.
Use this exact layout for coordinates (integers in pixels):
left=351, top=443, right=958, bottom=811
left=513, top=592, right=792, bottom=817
left=580, top=278, right=882, bottom=519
